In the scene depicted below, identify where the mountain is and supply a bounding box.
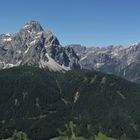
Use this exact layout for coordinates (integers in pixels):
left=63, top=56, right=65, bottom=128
left=1, top=20, right=140, bottom=83
left=0, top=67, right=140, bottom=140
left=0, top=21, right=80, bottom=71
left=1, top=20, right=140, bottom=140
left=68, top=44, right=140, bottom=83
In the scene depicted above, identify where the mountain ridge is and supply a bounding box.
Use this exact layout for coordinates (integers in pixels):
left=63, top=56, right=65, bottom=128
left=0, top=21, right=80, bottom=71
left=68, top=44, right=140, bottom=83
left=1, top=20, right=140, bottom=83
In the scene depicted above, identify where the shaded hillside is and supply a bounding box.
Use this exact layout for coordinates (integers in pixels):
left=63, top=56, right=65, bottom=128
left=0, top=67, right=140, bottom=140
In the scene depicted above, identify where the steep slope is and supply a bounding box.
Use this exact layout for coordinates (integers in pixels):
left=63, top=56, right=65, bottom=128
left=68, top=44, right=140, bottom=83
left=0, top=21, right=80, bottom=71
left=1, top=21, right=140, bottom=82
left=0, top=67, right=140, bottom=140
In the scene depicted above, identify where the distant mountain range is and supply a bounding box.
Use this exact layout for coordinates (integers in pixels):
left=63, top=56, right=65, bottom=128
left=67, top=44, right=140, bottom=83
left=0, top=20, right=140, bottom=83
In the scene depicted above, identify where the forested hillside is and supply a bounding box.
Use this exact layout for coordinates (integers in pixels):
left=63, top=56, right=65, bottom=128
left=0, top=67, right=140, bottom=140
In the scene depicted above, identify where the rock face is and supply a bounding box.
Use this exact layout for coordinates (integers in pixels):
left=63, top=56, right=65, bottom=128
left=1, top=20, right=140, bottom=82
left=68, top=44, right=140, bottom=82
left=0, top=21, right=80, bottom=71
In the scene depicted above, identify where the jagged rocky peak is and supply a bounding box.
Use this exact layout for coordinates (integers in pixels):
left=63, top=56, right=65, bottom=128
left=21, top=20, right=44, bottom=32
left=20, top=20, right=59, bottom=47
left=0, top=20, right=80, bottom=71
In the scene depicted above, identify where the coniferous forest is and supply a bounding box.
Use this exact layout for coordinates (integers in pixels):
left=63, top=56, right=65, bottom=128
left=0, top=67, right=140, bottom=140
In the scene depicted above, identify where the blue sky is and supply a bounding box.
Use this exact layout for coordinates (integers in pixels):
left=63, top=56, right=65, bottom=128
left=0, top=0, right=140, bottom=47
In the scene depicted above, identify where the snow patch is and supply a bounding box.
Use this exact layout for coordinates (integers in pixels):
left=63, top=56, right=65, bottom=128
left=111, top=52, right=119, bottom=57
left=23, top=25, right=30, bottom=28
left=95, top=63, right=104, bottom=68
left=3, top=38, right=12, bottom=42
left=23, top=45, right=32, bottom=55
left=30, top=40, right=36, bottom=45
left=27, top=30, right=31, bottom=33
left=80, top=55, right=87, bottom=61
left=16, top=50, right=22, bottom=54
left=5, top=33, right=11, bottom=36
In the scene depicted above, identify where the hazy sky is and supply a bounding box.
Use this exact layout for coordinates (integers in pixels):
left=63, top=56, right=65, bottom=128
left=0, top=0, right=140, bottom=47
